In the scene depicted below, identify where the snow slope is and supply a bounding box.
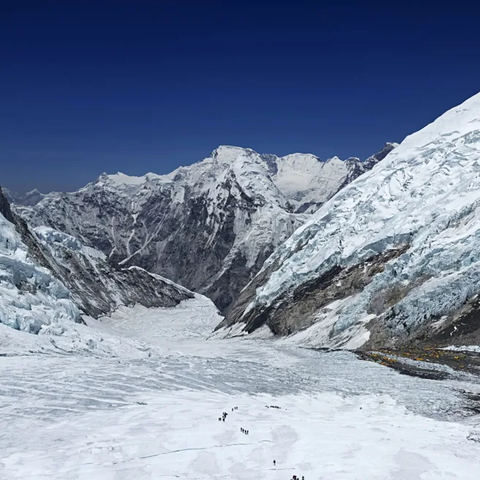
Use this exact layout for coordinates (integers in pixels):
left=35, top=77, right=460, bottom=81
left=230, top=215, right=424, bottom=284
left=1, top=297, right=480, bottom=479
left=17, top=144, right=393, bottom=314
left=272, top=143, right=397, bottom=213
left=0, top=290, right=222, bottom=358
left=222, top=93, right=480, bottom=349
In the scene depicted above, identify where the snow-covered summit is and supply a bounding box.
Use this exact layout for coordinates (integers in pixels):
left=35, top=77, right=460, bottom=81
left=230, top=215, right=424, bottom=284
left=91, top=144, right=394, bottom=212
left=18, top=143, right=393, bottom=313
left=221, top=93, right=480, bottom=349
left=100, top=172, right=149, bottom=187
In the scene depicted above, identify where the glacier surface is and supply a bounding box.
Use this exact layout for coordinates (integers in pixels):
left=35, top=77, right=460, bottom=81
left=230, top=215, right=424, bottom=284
left=0, top=210, right=81, bottom=334
left=229, top=93, right=480, bottom=347
left=1, top=298, right=480, bottom=479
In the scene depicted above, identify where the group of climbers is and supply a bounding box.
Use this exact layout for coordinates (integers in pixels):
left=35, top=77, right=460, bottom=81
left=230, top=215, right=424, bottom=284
left=218, top=407, right=306, bottom=479
left=218, top=411, right=229, bottom=422
left=218, top=407, right=250, bottom=434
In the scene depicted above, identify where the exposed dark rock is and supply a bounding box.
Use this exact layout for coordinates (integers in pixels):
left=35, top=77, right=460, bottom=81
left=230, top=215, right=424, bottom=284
left=31, top=229, right=193, bottom=319
left=357, top=347, right=480, bottom=385
left=364, top=293, right=480, bottom=350
left=0, top=187, right=15, bottom=223
left=222, top=244, right=409, bottom=336
left=8, top=205, right=192, bottom=319
left=367, top=275, right=432, bottom=316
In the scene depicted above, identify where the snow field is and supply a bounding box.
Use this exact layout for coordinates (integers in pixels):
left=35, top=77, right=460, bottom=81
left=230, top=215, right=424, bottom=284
left=1, top=390, right=479, bottom=479
left=1, top=302, right=480, bottom=479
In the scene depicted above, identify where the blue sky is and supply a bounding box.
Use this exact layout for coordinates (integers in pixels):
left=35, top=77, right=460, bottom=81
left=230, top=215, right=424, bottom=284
left=2, top=0, right=480, bottom=192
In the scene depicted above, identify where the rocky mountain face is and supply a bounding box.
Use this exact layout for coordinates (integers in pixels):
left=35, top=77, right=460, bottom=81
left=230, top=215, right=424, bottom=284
left=0, top=187, right=194, bottom=332
left=17, top=144, right=394, bottom=314
left=0, top=186, right=15, bottom=223
left=31, top=227, right=193, bottom=319
left=217, top=94, right=480, bottom=350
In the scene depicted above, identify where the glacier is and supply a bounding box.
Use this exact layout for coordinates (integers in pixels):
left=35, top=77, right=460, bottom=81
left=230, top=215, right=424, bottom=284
left=222, top=93, right=480, bottom=348
left=2, top=288, right=480, bottom=479
left=0, top=198, right=81, bottom=334
left=2, top=131, right=480, bottom=479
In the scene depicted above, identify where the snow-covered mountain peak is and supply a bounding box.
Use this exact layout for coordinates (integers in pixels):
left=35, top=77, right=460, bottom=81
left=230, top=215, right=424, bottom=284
left=18, top=142, right=393, bottom=314
left=211, top=145, right=255, bottom=161
left=95, top=171, right=167, bottom=190
left=103, top=172, right=147, bottom=186
left=277, top=152, right=321, bottom=166
left=325, top=155, right=343, bottom=164
left=3, top=187, right=46, bottom=207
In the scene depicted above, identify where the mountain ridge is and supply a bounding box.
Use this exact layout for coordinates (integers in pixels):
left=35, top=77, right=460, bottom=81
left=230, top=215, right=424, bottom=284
left=17, top=144, right=395, bottom=313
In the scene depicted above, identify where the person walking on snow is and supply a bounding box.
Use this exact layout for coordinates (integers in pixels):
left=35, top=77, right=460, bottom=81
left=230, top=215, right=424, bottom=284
left=273, top=460, right=276, bottom=466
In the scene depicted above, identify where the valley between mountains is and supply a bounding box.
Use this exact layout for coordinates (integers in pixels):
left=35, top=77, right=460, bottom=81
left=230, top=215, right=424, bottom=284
left=2, top=94, right=480, bottom=479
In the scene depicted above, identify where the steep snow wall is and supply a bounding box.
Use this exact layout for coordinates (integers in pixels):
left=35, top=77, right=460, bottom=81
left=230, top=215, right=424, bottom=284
left=221, top=93, right=480, bottom=349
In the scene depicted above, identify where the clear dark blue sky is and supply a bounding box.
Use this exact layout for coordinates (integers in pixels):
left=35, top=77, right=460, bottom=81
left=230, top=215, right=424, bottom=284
left=2, top=1, right=480, bottom=192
